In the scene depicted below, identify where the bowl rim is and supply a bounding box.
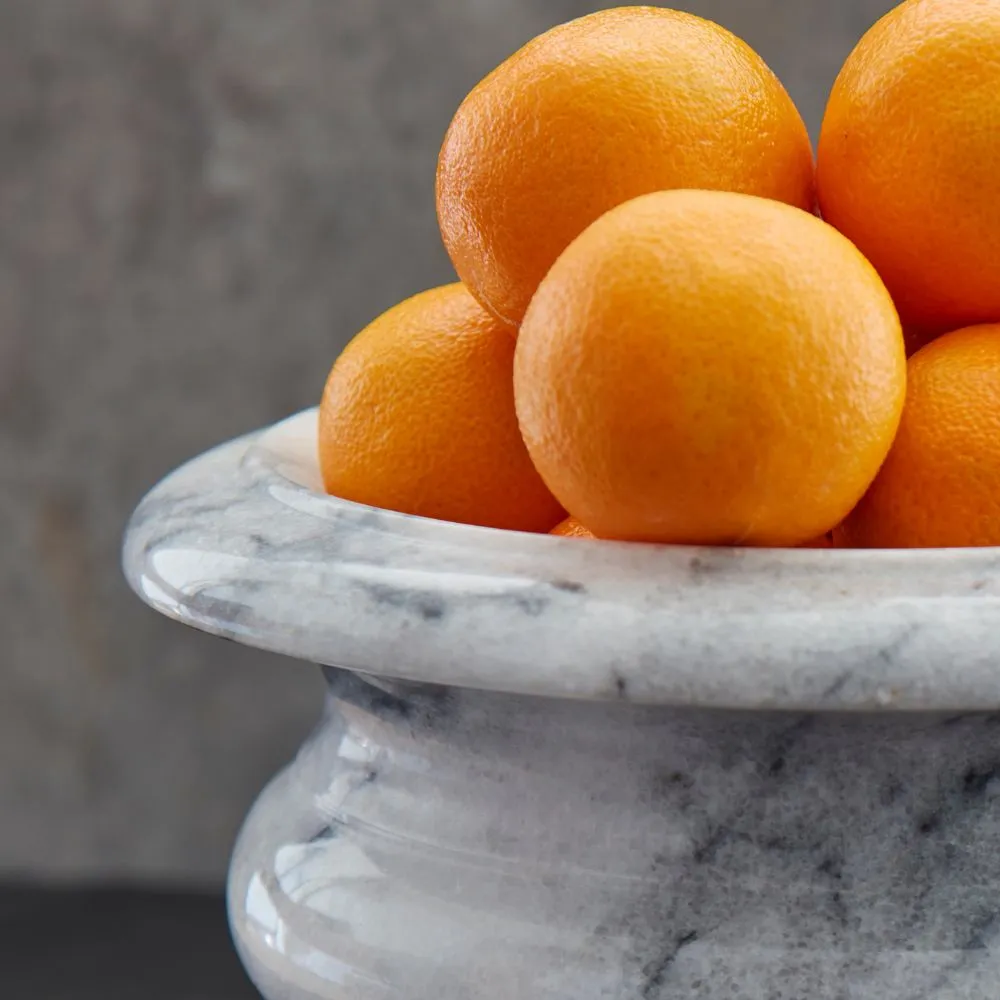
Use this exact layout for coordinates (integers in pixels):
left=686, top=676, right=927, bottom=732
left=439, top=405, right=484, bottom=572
left=122, top=409, right=1000, bottom=711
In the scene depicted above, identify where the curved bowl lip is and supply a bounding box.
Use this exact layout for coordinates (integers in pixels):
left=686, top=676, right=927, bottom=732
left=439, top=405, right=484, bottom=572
left=123, top=408, right=1000, bottom=712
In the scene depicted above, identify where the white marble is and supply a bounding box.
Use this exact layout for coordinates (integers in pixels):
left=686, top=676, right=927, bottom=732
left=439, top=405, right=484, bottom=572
left=227, top=670, right=1000, bottom=1000
left=122, top=412, right=1000, bottom=1000
left=124, top=408, right=1000, bottom=711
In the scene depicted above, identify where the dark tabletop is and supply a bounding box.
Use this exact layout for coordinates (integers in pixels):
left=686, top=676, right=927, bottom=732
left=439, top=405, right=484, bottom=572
left=0, top=883, right=259, bottom=999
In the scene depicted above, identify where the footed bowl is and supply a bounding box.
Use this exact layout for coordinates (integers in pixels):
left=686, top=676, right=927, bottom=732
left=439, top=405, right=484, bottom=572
left=123, top=410, right=1000, bottom=1000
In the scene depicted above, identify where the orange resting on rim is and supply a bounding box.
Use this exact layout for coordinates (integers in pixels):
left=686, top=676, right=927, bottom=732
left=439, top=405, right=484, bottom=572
left=838, top=324, right=1000, bottom=549
left=319, top=283, right=565, bottom=533
left=550, top=517, right=597, bottom=539
left=514, top=189, right=906, bottom=547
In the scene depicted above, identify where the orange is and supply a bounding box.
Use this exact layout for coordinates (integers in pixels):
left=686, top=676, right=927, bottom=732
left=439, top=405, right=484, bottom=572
left=319, top=283, right=564, bottom=532
left=817, top=0, right=1000, bottom=337
left=514, top=190, right=906, bottom=547
left=838, top=324, right=1000, bottom=548
left=551, top=517, right=597, bottom=539
left=437, top=6, right=815, bottom=326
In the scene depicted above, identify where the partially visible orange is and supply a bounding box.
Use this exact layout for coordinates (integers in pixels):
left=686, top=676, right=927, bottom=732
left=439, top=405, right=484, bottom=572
left=550, top=517, right=597, bottom=539
left=437, top=6, right=815, bottom=326
left=318, top=283, right=565, bottom=532
left=514, top=190, right=906, bottom=547
left=839, top=324, right=1000, bottom=548
left=818, top=0, right=1000, bottom=336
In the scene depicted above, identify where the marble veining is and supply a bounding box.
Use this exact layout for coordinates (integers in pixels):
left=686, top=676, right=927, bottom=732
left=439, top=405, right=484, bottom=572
left=122, top=413, right=1000, bottom=998
left=123, top=408, right=1000, bottom=710
left=228, top=668, right=1000, bottom=1000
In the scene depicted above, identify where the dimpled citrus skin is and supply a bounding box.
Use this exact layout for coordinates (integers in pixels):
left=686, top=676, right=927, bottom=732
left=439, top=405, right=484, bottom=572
left=514, top=190, right=906, bottom=547
left=550, top=517, right=597, bottom=539
left=437, top=6, right=815, bottom=326
left=319, top=284, right=565, bottom=532
left=838, top=324, right=1000, bottom=548
left=818, top=0, right=1000, bottom=337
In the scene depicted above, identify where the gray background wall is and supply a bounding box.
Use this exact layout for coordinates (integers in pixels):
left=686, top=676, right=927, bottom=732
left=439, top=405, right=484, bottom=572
left=0, top=0, right=897, bottom=882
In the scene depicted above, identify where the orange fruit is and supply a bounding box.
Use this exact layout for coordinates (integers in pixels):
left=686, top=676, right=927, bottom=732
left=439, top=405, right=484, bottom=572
left=437, top=6, right=815, bottom=326
left=817, top=0, right=1000, bottom=337
left=551, top=517, right=597, bottom=539
left=514, top=189, right=906, bottom=547
left=319, top=283, right=565, bottom=532
left=838, top=324, right=1000, bottom=548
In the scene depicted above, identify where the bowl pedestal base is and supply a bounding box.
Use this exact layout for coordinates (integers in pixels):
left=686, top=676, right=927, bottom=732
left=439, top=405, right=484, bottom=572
left=228, top=667, right=1000, bottom=1000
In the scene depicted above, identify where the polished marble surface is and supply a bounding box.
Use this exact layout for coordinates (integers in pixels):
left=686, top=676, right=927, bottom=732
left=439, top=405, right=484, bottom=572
left=126, top=409, right=1000, bottom=710
left=228, top=669, right=1000, bottom=1000
left=123, top=415, right=1000, bottom=999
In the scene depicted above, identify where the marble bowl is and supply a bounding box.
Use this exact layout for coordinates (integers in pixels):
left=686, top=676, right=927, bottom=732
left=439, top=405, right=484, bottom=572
left=124, top=410, right=1000, bottom=1000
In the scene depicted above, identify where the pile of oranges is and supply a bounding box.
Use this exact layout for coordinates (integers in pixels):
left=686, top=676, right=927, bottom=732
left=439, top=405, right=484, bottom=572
left=318, top=0, right=1000, bottom=550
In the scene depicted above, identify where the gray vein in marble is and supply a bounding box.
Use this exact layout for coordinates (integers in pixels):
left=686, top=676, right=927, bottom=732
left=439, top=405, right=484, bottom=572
left=123, top=409, right=1000, bottom=709
left=228, top=671, right=1000, bottom=1000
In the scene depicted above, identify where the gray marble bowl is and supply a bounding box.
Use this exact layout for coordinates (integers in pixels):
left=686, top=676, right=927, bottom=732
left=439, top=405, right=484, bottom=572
left=124, top=410, right=1000, bottom=1000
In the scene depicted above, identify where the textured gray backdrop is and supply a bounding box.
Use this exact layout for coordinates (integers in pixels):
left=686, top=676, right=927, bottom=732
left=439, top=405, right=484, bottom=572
left=0, top=0, right=897, bottom=881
